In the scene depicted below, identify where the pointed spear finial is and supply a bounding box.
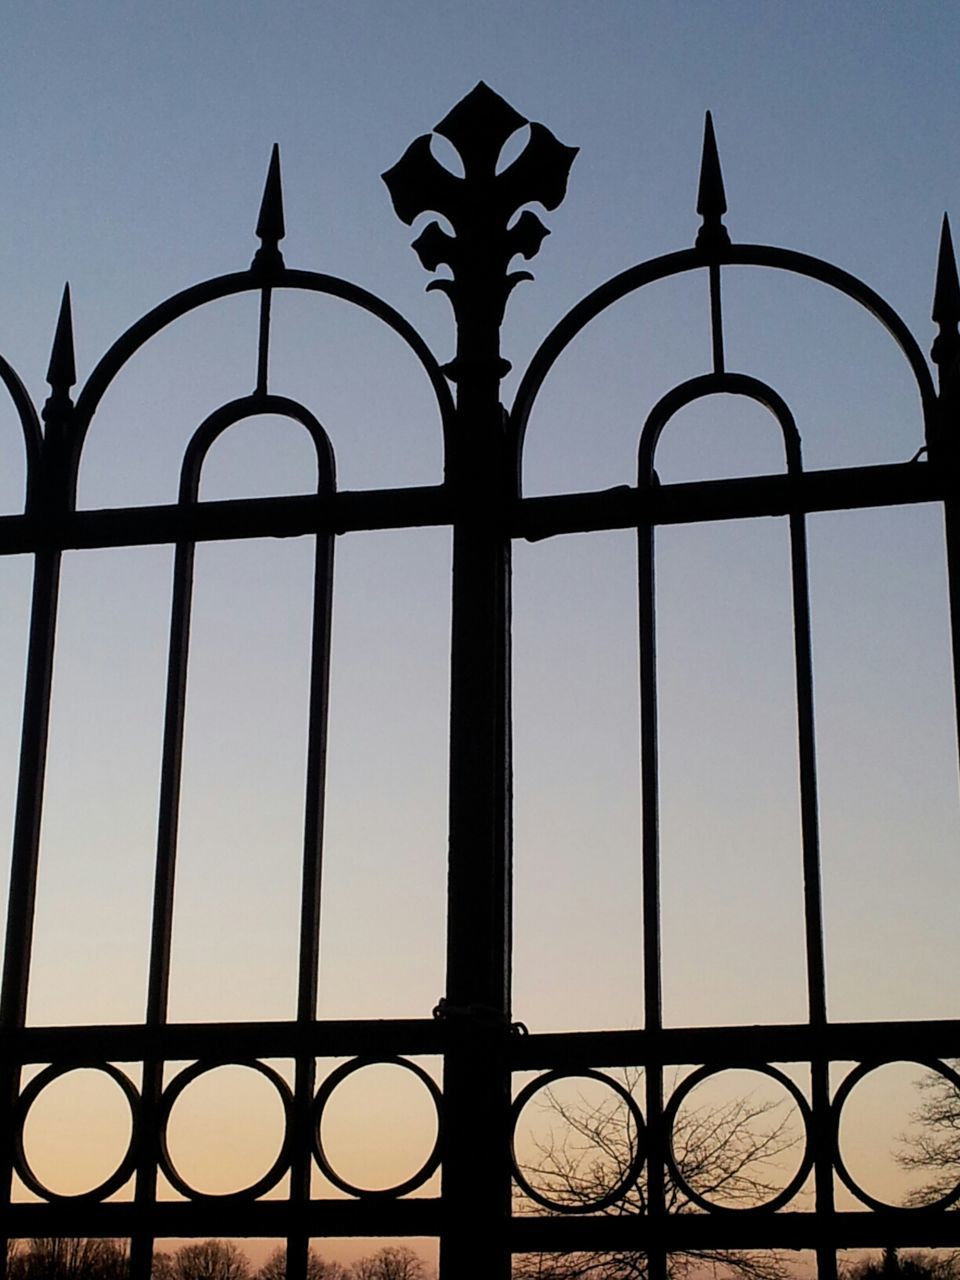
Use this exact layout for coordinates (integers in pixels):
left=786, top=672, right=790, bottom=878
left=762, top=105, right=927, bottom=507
left=933, top=214, right=960, bottom=329
left=696, top=112, right=730, bottom=251
left=41, top=284, right=77, bottom=495
left=931, top=215, right=960, bottom=451
left=39, top=285, right=78, bottom=505
left=252, top=144, right=285, bottom=274
left=46, top=284, right=76, bottom=392
left=932, top=214, right=960, bottom=384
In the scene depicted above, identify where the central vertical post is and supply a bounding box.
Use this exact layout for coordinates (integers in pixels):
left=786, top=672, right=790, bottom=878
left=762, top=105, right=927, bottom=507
left=441, top=341, right=513, bottom=1277
left=383, top=82, right=576, bottom=1278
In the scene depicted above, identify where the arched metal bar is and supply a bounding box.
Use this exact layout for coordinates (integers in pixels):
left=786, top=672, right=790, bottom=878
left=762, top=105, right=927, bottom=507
left=639, top=373, right=827, bottom=1027
left=137, top=393, right=336, bottom=1260
left=0, top=354, right=41, bottom=512
left=636, top=371, right=831, bottom=1249
left=511, top=244, right=936, bottom=493
left=69, top=269, right=454, bottom=503
left=637, top=371, right=801, bottom=481
left=179, top=392, right=335, bottom=502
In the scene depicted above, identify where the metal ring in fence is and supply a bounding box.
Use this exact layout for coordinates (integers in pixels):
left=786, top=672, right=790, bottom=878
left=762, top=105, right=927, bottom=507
left=158, top=1059, right=294, bottom=1200
left=311, top=1056, right=443, bottom=1199
left=510, top=1068, right=646, bottom=1214
left=662, top=1064, right=813, bottom=1213
left=14, top=1063, right=140, bottom=1203
left=831, top=1058, right=960, bottom=1213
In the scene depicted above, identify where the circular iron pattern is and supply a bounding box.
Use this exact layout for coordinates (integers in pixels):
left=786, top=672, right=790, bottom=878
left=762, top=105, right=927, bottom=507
left=14, top=1063, right=140, bottom=1203
left=662, top=1064, right=813, bottom=1213
left=510, top=1069, right=646, bottom=1214
left=831, top=1058, right=960, bottom=1213
left=311, top=1056, right=442, bottom=1199
left=158, top=1059, right=294, bottom=1200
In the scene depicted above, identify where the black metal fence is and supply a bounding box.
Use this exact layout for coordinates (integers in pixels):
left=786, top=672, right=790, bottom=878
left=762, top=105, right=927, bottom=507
left=0, top=83, right=957, bottom=1279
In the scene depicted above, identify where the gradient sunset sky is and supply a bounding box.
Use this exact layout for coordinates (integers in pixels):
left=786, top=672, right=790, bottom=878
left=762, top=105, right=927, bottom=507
left=0, top=0, right=957, bottom=1246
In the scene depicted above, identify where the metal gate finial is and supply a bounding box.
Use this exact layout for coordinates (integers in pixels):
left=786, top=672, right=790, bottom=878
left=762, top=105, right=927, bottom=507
left=933, top=215, right=960, bottom=357
left=253, top=144, right=286, bottom=275
left=382, top=82, right=576, bottom=380
left=44, top=285, right=76, bottom=405
left=42, top=284, right=76, bottom=436
left=696, top=111, right=729, bottom=251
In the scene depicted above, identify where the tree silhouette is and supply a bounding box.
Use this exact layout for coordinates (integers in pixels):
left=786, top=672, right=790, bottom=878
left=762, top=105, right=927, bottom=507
left=898, top=1062, right=960, bottom=1207
left=8, top=1238, right=128, bottom=1280
left=350, top=1247, right=426, bottom=1280
left=512, top=1068, right=799, bottom=1280
left=842, top=1247, right=958, bottom=1280
left=255, top=1247, right=349, bottom=1280
left=3, top=1241, right=432, bottom=1280
left=153, top=1241, right=249, bottom=1280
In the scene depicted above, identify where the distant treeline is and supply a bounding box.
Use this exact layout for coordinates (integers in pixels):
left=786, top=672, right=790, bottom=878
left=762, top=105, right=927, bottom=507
left=6, top=1239, right=427, bottom=1280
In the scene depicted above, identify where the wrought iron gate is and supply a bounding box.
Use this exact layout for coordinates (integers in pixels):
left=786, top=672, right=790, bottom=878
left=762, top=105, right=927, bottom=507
left=0, top=83, right=957, bottom=1279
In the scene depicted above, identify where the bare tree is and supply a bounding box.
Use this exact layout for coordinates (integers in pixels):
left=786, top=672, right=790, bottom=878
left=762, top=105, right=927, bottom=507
left=898, top=1062, right=960, bottom=1206
left=350, top=1247, right=426, bottom=1280
left=842, top=1247, right=958, bottom=1280
left=158, top=1242, right=249, bottom=1280
left=512, top=1068, right=800, bottom=1280
left=9, top=1238, right=129, bottom=1280
left=255, top=1247, right=349, bottom=1280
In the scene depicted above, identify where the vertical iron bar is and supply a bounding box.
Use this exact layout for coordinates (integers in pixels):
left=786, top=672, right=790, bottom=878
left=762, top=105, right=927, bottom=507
left=930, top=215, right=960, bottom=805
left=0, top=547, right=62, bottom=1030
left=130, top=533, right=196, bottom=1280
left=943, top=501, right=960, bottom=802
left=256, top=287, right=272, bottom=397
left=287, top=520, right=334, bottom=1280
left=439, top=372, right=513, bottom=1278
left=145, top=537, right=195, bottom=1028
left=708, top=263, right=725, bottom=375
left=941, top=484, right=960, bottom=739
left=788, top=495, right=835, bottom=1280
left=789, top=506, right=828, bottom=1026
left=0, top=545, right=62, bottom=1277
left=637, top=517, right=667, bottom=1280
left=931, top=232, right=960, bottom=1279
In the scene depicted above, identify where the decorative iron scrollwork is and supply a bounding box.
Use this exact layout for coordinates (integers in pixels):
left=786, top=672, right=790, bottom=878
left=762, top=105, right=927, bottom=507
left=382, top=82, right=577, bottom=380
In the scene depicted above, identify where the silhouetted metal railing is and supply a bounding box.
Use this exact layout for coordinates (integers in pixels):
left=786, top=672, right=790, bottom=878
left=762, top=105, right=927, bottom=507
left=0, top=84, right=957, bottom=1280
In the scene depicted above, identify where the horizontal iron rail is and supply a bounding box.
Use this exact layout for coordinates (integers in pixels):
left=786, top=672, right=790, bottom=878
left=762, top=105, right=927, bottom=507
left=3, top=1198, right=442, bottom=1239
left=4, top=1205, right=959, bottom=1250
left=510, top=1019, right=960, bottom=1070
left=511, top=1212, right=960, bottom=1253
left=519, top=458, right=944, bottom=540
left=0, top=1018, right=444, bottom=1064
left=3, top=1016, right=955, bottom=1067
left=0, top=459, right=943, bottom=555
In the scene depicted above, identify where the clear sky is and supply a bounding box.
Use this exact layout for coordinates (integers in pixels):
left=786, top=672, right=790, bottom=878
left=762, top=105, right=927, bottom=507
left=0, top=0, right=957, bottom=1255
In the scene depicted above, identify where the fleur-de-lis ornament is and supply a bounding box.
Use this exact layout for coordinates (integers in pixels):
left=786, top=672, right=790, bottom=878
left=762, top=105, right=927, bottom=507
left=383, top=82, right=577, bottom=382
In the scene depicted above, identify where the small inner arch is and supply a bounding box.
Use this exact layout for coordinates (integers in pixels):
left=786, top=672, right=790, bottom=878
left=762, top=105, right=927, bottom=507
left=648, top=391, right=794, bottom=485
left=197, top=412, right=328, bottom=502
